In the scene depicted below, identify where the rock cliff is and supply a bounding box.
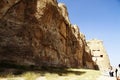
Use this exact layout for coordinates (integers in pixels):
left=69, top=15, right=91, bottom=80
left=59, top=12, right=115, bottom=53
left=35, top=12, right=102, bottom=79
left=0, top=0, right=94, bottom=69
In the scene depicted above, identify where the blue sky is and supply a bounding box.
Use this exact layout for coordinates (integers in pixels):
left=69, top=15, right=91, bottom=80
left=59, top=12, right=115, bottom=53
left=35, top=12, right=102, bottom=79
left=58, top=0, right=120, bottom=66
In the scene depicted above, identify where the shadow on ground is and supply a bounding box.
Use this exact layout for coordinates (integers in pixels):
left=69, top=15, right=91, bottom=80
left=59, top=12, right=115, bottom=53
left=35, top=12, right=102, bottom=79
left=0, top=61, right=86, bottom=77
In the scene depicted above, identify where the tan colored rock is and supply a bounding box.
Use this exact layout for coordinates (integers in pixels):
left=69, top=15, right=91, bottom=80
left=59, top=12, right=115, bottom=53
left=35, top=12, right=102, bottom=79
left=70, top=25, right=94, bottom=69
left=87, top=39, right=111, bottom=70
left=0, top=0, right=94, bottom=69
left=0, top=0, right=21, bottom=19
left=79, top=32, right=95, bottom=69
left=58, top=3, right=70, bottom=25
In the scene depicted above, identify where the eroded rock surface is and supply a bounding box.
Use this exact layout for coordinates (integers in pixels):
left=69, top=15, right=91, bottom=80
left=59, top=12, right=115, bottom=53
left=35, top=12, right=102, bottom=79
left=0, top=0, right=95, bottom=69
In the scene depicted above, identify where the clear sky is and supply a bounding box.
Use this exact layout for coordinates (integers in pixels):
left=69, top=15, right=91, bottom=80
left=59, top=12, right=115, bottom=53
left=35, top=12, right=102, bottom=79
left=58, top=0, right=120, bottom=67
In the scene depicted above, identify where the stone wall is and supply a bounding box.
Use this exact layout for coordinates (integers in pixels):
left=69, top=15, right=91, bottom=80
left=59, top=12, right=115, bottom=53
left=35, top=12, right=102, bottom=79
left=87, top=39, right=111, bottom=70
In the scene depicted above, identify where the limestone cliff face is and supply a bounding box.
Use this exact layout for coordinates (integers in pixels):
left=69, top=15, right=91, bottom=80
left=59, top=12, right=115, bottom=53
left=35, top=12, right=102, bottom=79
left=0, top=0, right=94, bottom=68
left=87, top=39, right=111, bottom=70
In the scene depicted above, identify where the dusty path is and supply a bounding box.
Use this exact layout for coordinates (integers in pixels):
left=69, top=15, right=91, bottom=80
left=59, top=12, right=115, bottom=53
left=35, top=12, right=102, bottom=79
left=1, top=75, right=117, bottom=80
left=97, top=75, right=117, bottom=80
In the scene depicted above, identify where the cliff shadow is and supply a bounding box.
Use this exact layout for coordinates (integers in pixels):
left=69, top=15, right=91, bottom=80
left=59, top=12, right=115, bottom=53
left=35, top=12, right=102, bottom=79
left=38, top=66, right=86, bottom=76
left=0, top=61, right=86, bottom=77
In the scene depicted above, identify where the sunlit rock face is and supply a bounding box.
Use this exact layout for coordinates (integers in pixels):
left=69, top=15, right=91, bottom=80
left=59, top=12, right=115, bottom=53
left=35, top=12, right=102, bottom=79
left=0, top=0, right=94, bottom=68
left=87, top=39, right=111, bottom=70
left=71, top=25, right=94, bottom=69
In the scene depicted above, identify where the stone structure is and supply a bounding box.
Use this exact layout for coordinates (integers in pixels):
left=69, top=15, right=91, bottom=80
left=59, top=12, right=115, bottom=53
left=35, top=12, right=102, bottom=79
left=0, top=0, right=94, bottom=69
left=87, top=39, right=111, bottom=70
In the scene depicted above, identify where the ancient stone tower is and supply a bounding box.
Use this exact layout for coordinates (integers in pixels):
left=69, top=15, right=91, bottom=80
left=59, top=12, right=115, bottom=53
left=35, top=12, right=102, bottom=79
left=87, top=39, right=111, bottom=71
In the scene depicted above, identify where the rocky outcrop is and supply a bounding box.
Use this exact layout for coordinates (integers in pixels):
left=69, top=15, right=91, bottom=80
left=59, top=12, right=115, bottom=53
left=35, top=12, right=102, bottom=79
left=87, top=39, right=111, bottom=70
left=71, top=25, right=94, bottom=69
left=0, top=0, right=94, bottom=69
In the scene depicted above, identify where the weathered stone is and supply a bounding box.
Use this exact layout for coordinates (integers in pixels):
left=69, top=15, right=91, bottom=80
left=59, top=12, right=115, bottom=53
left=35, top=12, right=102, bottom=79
left=0, top=0, right=21, bottom=19
left=79, top=32, right=94, bottom=69
left=58, top=3, right=70, bottom=25
left=87, top=39, right=111, bottom=70
left=0, top=0, right=95, bottom=69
